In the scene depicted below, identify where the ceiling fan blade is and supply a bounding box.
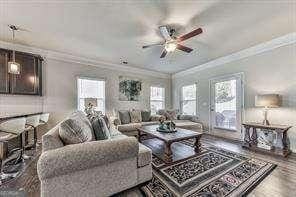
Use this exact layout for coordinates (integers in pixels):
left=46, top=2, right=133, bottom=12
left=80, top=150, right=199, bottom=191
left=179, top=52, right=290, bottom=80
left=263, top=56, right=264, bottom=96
left=177, top=28, right=202, bottom=42
left=160, top=50, right=167, bottom=58
left=159, top=26, right=171, bottom=40
left=142, top=43, right=164, bottom=49
left=176, top=44, right=193, bottom=53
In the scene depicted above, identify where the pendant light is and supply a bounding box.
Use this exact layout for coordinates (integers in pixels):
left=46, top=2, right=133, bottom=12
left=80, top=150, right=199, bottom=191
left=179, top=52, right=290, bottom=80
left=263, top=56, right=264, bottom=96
left=8, top=25, right=21, bottom=75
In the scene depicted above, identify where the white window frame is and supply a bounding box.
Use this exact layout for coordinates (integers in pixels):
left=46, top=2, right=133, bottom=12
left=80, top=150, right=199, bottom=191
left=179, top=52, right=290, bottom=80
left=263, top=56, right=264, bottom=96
left=150, top=86, right=165, bottom=114
left=77, top=77, right=106, bottom=114
left=180, top=83, right=197, bottom=115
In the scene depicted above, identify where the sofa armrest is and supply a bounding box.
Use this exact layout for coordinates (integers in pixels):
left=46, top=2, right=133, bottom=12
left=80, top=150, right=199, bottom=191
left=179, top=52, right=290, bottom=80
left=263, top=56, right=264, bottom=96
left=37, top=137, right=138, bottom=180
left=42, top=125, right=64, bottom=152
left=190, top=115, right=199, bottom=123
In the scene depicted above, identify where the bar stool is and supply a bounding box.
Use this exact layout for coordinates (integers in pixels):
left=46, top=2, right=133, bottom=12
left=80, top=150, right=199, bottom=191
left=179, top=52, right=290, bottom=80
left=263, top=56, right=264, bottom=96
left=36, top=113, right=50, bottom=146
left=0, top=118, right=26, bottom=183
left=39, top=113, right=50, bottom=125
left=24, top=115, right=41, bottom=150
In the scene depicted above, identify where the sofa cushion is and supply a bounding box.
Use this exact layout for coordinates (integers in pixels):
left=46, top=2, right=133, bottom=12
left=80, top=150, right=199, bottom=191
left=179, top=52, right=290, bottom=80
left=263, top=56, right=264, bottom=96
left=90, top=116, right=110, bottom=140
left=141, top=110, right=151, bottom=122
left=141, top=121, right=158, bottom=126
left=150, top=114, right=162, bottom=122
left=118, top=123, right=141, bottom=132
left=130, top=110, right=142, bottom=123
left=59, top=116, right=94, bottom=145
left=118, top=110, right=131, bottom=124
left=138, top=143, right=152, bottom=167
left=109, top=127, right=123, bottom=137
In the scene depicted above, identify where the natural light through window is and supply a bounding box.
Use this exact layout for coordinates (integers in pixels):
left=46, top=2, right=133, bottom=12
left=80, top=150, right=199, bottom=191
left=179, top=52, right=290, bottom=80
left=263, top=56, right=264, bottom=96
left=150, top=86, right=165, bottom=114
left=214, top=79, right=236, bottom=130
left=77, top=78, right=105, bottom=114
left=181, top=84, right=197, bottom=115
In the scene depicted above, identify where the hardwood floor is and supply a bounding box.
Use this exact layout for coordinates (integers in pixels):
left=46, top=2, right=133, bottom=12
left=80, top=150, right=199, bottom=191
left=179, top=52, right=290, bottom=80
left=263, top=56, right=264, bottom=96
left=1, top=134, right=296, bottom=197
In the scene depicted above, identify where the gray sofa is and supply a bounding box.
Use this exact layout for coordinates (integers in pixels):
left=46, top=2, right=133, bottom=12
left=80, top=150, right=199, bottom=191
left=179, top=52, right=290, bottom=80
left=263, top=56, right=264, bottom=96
left=114, top=110, right=203, bottom=136
left=37, top=115, right=152, bottom=197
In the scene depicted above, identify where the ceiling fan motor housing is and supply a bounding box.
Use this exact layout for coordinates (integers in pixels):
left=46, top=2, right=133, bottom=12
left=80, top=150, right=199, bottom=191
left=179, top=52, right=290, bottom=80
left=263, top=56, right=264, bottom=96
left=169, top=28, right=176, bottom=37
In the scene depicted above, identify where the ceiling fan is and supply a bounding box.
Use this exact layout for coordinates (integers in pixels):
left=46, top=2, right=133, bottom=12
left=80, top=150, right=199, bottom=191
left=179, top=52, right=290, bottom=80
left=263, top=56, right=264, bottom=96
left=142, top=26, right=203, bottom=58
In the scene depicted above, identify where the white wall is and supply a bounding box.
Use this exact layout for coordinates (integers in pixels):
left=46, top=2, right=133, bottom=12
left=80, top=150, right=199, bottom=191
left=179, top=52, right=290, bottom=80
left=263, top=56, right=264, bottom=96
left=172, top=44, right=296, bottom=151
left=0, top=58, right=171, bottom=127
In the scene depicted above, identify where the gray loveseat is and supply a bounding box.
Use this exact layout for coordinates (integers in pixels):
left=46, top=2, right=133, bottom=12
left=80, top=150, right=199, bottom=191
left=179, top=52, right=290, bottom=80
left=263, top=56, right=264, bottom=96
left=37, top=112, right=152, bottom=197
left=114, top=109, right=203, bottom=136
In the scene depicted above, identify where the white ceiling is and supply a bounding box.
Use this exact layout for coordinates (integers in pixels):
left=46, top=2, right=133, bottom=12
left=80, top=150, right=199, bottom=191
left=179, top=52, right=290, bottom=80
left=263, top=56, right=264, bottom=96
left=0, top=0, right=295, bottom=74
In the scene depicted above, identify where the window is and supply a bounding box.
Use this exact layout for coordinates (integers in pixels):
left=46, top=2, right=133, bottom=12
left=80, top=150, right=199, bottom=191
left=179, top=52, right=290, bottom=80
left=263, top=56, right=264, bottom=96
left=77, top=78, right=105, bottom=114
left=181, top=84, right=197, bottom=115
left=150, top=86, right=165, bottom=114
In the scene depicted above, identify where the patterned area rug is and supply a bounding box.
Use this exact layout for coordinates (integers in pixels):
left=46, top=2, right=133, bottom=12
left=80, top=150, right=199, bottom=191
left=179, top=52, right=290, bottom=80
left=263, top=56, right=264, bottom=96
left=141, top=140, right=276, bottom=197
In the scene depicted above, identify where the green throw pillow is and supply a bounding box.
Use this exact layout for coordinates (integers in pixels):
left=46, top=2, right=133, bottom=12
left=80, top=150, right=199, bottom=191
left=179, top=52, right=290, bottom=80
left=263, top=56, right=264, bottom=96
left=118, top=110, right=131, bottom=124
left=141, top=110, right=151, bottom=122
left=91, top=116, right=110, bottom=140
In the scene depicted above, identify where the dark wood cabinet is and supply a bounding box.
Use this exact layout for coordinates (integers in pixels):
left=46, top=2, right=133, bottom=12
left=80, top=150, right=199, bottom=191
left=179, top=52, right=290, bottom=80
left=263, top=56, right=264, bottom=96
left=0, top=49, right=10, bottom=93
left=0, top=48, right=42, bottom=96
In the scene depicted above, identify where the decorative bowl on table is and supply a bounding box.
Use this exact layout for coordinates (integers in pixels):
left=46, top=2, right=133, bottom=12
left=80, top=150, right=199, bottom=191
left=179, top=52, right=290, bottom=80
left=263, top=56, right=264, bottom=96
left=156, top=127, right=177, bottom=133
left=156, top=121, right=177, bottom=133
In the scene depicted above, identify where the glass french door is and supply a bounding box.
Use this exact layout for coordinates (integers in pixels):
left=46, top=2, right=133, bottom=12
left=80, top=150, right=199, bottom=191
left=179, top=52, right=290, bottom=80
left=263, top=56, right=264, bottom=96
left=210, top=74, right=243, bottom=132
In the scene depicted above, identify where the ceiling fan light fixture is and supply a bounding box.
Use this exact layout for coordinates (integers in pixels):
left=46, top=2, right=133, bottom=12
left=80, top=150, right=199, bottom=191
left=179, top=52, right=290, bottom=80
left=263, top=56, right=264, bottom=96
left=164, top=42, right=177, bottom=52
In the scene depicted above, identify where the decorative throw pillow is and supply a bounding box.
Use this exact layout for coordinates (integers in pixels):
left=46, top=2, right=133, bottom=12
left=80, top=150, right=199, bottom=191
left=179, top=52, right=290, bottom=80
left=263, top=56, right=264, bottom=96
left=157, top=109, right=169, bottom=120
left=141, top=110, right=151, bottom=122
left=72, top=111, right=93, bottom=129
left=91, top=116, right=111, bottom=140
left=130, top=110, right=142, bottom=123
left=59, top=117, right=94, bottom=145
left=118, top=110, right=131, bottom=124
left=166, top=110, right=177, bottom=120
left=101, top=115, right=110, bottom=129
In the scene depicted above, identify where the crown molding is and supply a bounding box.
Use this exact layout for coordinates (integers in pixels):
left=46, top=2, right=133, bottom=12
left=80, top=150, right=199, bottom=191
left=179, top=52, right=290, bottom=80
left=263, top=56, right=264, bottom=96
left=0, top=41, right=171, bottom=79
left=172, top=32, right=296, bottom=79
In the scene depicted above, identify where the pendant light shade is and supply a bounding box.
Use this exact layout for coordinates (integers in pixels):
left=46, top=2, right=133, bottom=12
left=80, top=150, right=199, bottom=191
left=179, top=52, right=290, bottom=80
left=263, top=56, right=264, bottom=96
left=8, top=25, right=21, bottom=75
left=8, top=61, right=21, bottom=74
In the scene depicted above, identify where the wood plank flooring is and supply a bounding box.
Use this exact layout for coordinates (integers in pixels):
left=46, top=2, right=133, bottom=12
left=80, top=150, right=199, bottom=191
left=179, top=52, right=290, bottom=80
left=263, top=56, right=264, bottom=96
left=1, top=134, right=296, bottom=197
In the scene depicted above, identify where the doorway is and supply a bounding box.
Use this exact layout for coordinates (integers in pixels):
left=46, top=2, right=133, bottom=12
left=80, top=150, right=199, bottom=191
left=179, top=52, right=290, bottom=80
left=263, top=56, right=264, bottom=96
left=210, top=73, right=243, bottom=132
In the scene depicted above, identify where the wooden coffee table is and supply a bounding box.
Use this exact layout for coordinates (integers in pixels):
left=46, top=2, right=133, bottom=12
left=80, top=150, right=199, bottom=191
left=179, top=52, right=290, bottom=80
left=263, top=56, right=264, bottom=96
left=137, top=125, right=202, bottom=164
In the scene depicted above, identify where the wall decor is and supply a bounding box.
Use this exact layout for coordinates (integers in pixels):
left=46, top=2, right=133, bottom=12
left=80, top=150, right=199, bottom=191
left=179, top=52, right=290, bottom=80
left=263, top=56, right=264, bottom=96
left=0, top=48, right=43, bottom=95
left=119, top=76, right=142, bottom=101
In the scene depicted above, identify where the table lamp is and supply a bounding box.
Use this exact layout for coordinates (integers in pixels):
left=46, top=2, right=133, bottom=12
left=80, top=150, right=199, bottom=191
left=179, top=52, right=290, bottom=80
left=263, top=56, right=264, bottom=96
left=84, top=98, right=97, bottom=116
left=255, top=94, right=281, bottom=125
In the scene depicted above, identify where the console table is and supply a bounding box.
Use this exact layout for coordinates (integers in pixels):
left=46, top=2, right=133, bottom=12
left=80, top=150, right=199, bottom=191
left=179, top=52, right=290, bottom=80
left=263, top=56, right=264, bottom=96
left=242, top=122, right=292, bottom=157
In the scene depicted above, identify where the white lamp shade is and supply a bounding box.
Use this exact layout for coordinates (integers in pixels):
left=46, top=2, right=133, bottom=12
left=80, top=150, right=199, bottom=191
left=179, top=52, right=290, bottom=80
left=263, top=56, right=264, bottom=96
left=255, top=94, right=282, bottom=108
left=8, top=61, right=21, bottom=74
left=84, top=98, right=97, bottom=107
